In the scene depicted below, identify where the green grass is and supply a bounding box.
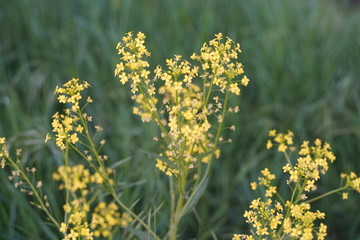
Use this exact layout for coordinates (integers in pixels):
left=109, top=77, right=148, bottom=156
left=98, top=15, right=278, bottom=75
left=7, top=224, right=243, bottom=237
left=1, top=0, right=360, bottom=239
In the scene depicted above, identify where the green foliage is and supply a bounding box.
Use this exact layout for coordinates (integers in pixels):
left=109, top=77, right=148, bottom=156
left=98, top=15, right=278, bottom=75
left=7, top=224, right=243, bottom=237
left=1, top=0, right=360, bottom=239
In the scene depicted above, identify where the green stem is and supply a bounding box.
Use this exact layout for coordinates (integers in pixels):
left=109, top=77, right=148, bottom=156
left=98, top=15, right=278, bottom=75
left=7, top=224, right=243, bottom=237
left=6, top=156, right=60, bottom=229
left=306, top=186, right=348, bottom=204
left=78, top=112, right=103, bottom=168
left=275, top=192, right=285, bottom=205
left=214, top=89, right=229, bottom=145
left=169, top=177, right=176, bottom=222
left=138, top=84, right=169, bottom=142
left=64, top=143, right=70, bottom=224
left=169, top=177, right=176, bottom=239
left=283, top=151, right=293, bottom=168
left=294, top=179, right=307, bottom=203
left=203, top=74, right=215, bottom=109
left=168, top=157, right=188, bottom=240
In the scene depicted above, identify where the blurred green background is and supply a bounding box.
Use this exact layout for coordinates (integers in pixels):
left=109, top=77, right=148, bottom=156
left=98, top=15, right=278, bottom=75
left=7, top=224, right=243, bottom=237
left=1, top=0, right=360, bottom=239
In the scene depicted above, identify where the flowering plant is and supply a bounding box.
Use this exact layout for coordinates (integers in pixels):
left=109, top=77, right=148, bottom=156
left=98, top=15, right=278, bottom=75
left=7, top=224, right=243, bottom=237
left=115, top=31, right=249, bottom=239
left=233, top=130, right=360, bottom=240
left=1, top=31, right=359, bottom=240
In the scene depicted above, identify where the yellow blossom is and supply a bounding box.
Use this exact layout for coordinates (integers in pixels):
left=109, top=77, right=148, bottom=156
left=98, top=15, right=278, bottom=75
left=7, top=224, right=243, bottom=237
left=62, top=211, right=93, bottom=240
left=92, top=202, right=129, bottom=238
left=267, top=129, right=294, bottom=153
left=341, top=171, right=360, bottom=193
left=47, top=79, right=91, bottom=150
left=252, top=168, right=277, bottom=197
left=342, top=192, right=348, bottom=199
left=115, top=32, right=248, bottom=177
left=241, top=75, right=250, bottom=86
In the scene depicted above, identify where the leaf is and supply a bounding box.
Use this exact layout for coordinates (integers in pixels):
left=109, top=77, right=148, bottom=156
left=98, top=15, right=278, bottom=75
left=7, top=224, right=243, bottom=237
left=125, top=228, right=155, bottom=240
left=181, top=176, right=209, bottom=216
left=116, top=180, right=146, bottom=190
left=110, top=156, right=132, bottom=169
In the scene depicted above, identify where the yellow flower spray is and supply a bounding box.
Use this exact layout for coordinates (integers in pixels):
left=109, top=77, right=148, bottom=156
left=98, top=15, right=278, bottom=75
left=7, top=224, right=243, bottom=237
left=47, top=78, right=158, bottom=239
left=233, top=130, right=360, bottom=240
left=115, top=32, right=249, bottom=239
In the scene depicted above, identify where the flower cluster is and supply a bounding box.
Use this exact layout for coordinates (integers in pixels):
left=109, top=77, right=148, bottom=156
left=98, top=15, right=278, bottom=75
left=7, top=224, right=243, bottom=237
left=190, top=33, right=248, bottom=94
left=234, top=130, right=360, bottom=239
left=54, top=78, right=91, bottom=111
left=234, top=131, right=335, bottom=240
left=52, top=164, right=113, bottom=192
left=282, top=202, right=326, bottom=240
left=47, top=78, right=92, bottom=150
left=60, top=211, right=93, bottom=240
left=115, top=32, right=151, bottom=94
left=232, top=234, right=254, bottom=240
left=243, top=198, right=283, bottom=237
left=92, top=202, right=132, bottom=238
left=283, top=139, right=336, bottom=191
left=240, top=189, right=327, bottom=240
left=115, top=32, right=249, bottom=177
left=46, top=78, right=138, bottom=238
left=266, top=129, right=294, bottom=152
left=250, top=168, right=277, bottom=197
left=341, top=172, right=360, bottom=193
left=54, top=165, right=130, bottom=239
left=0, top=137, right=8, bottom=168
left=154, top=55, right=213, bottom=175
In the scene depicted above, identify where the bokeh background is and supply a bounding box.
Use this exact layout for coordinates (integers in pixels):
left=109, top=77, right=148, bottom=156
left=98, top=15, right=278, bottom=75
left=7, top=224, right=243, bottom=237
left=1, top=0, right=360, bottom=239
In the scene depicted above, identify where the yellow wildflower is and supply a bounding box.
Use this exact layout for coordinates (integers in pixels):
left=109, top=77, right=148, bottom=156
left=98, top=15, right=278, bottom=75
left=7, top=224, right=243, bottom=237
left=342, top=192, right=348, bottom=199
left=243, top=198, right=283, bottom=238
left=92, top=202, right=125, bottom=238
left=115, top=32, right=248, bottom=177
left=62, top=211, right=93, bottom=240
left=48, top=79, right=91, bottom=150
left=251, top=168, right=277, bottom=197
left=288, top=139, right=336, bottom=191
left=341, top=171, right=360, bottom=193
left=267, top=129, right=294, bottom=153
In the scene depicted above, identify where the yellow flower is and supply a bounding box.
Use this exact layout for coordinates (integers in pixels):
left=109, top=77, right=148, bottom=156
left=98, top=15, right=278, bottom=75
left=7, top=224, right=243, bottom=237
left=266, top=140, right=273, bottom=149
left=250, top=182, right=257, bottom=190
left=267, top=129, right=294, bottom=153
left=318, top=223, right=327, bottom=240
left=92, top=202, right=130, bottom=238
left=288, top=139, right=336, bottom=191
left=241, top=75, right=250, bottom=86
left=60, top=223, right=67, bottom=233
left=282, top=202, right=326, bottom=239
left=342, top=192, right=348, bottom=200
left=1, top=158, right=5, bottom=168
left=47, top=79, right=91, bottom=150
left=268, top=129, right=277, bottom=137
left=62, top=211, right=93, bottom=240
left=252, top=168, right=277, bottom=197
left=0, top=138, right=8, bottom=159
left=342, top=172, right=360, bottom=193
left=243, top=198, right=283, bottom=238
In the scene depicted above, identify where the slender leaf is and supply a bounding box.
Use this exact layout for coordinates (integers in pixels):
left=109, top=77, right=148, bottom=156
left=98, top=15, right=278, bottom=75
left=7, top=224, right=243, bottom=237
left=125, top=227, right=155, bottom=240
left=181, top=176, right=209, bottom=216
